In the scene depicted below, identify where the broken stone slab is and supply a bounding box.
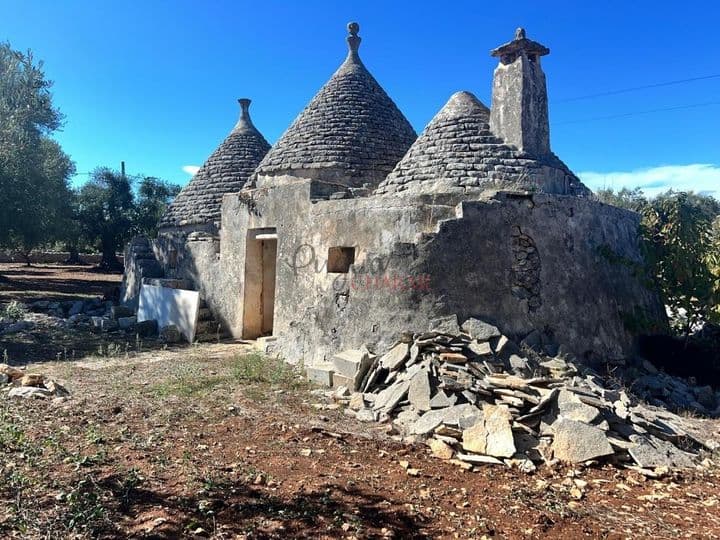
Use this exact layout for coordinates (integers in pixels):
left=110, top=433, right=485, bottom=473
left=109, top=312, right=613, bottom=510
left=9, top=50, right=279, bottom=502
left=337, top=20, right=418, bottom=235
left=355, top=408, right=376, bottom=422
left=455, top=453, right=504, bottom=465
left=628, top=434, right=696, bottom=469
left=505, top=455, right=537, bottom=473
left=460, top=318, right=501, bottom=341
left=408, top=369, right=431, bottom=412
left=411, top=404, right=481, bottom=436
left=348, top=392, right=365, bottom=411
left=9, top=386, right=52, bottom=399
left=429, top=390, right=457, bottom=409
left=462, top=404, right=516, bottom=458
left=380, top=343, right=410, bottom=372
left=306, top=363, right=335, bottom=387
left=373, top=380, right=410, bottom=415
left=428, top=315, right=461, bottom=335
left=439, top=352, right=467, bottom=364
left=556, top=389, right=601, bottom=423
left=466, top=341, right=493, bottom=358
left=428, top=438, right=455, bottom=459
left=485, top=374, right=530, bottom=390
left=393, top=408, right=420, bottom=433
left=551, top=418, right=614, bottom=463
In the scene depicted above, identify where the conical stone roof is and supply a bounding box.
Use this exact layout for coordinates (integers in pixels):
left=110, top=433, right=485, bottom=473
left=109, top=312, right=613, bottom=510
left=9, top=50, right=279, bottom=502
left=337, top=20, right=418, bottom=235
left=160, top=99, right=270, bottom=229
left=253, top=23, right=416, bottom=188
left=376, top=91, right=588, bottom=196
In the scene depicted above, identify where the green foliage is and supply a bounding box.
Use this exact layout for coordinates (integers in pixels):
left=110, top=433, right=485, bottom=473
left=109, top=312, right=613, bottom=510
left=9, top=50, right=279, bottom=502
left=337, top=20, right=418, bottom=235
left=599, top=188, right=720, bottom=334
left=0, top=300, right=28, bottom=321
left=75, top=168, right=134, bottom=269
left=74, top=169, right=180, bottom=268
left=0, top=42, right=75, bottom=259
left=595, top=187, right=648, bottom=212
left=641, top=192, right=719, bottom=333
left=132, top=176, right=181, bottom=237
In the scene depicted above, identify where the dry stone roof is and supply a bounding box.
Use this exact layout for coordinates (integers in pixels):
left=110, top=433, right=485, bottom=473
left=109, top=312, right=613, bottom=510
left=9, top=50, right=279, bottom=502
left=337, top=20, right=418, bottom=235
left=376, top=91, right=589, bottom=196
left=160, top=99, right=270, bottom=229
left=253, top=23, right=416, bottom=186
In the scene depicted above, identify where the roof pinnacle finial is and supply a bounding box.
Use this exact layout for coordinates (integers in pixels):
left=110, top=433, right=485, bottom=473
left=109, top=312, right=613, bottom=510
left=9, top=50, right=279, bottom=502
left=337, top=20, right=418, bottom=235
left=346, top=21, right=361, bottom=61
left=515, top=27, right=526, bottom=40
left=235, top=98, right=256, bottom=132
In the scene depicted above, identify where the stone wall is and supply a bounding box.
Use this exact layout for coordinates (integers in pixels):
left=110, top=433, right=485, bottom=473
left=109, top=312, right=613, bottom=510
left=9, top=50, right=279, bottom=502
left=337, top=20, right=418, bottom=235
left=216, top=180, right=666, bottom=365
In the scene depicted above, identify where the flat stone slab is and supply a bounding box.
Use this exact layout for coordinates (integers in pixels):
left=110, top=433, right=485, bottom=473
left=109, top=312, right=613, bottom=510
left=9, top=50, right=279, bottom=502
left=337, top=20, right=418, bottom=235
left=556, top=389, right=601, bottom=423
left=461, top=318, right=501, bottom=341
left=373, top=380, right=410, bottom=414
left=408, top=369, right=431, bottom=412
left=430, top=390, right=457, bottom=409
left=628, top=434, right=696, bottom=469
left=551, top=418, right=614, bottom=463
left=410, top=404, right=481, bottom=436
left=380, top=343, right=409, bottom=371
left=429, top=315, right=461, bottom=335
left=462, top=404, right=516, bottom=458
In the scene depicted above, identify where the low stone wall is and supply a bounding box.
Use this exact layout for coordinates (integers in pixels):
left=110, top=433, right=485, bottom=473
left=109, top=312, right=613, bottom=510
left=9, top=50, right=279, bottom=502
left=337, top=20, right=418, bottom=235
left=0, top=251, right=109, bottom=264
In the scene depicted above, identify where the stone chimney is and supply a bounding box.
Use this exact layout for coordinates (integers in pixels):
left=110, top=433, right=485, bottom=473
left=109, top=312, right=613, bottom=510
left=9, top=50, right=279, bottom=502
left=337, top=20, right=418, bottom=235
left=489, top=28, right=550, bottom=157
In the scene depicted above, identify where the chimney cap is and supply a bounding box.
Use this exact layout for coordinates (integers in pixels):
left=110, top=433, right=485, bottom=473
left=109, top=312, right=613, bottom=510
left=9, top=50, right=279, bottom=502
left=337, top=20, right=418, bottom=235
left=491, top=28, right=549, bottom=60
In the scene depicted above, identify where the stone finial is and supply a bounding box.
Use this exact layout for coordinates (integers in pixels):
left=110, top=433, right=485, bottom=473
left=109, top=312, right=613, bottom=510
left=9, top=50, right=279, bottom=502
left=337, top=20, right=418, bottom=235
left=515, top=27, right=526, bottom=40
left=346, top=21, right=361, bottom=61
left=235, top=98, right=257, bottom=131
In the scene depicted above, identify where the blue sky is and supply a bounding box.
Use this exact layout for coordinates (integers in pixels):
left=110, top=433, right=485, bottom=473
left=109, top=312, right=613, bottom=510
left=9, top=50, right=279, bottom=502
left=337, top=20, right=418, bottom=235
left=4, top=0, right=720, bottom=196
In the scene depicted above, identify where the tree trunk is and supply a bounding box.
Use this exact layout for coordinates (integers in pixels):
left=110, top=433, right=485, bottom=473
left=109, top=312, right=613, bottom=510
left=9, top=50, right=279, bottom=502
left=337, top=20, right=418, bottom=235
left=64, top=245, right=85, bottom=265
left=20, top=249, right=32, bottom=267
left=99, top=237, right=122, bottom=271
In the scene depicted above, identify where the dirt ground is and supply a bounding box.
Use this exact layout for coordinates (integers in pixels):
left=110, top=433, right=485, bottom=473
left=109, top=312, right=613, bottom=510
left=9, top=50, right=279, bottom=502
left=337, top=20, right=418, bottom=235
left=0, top=262, right=122, bottom=303
left=2, top=265, right=720, bottom=539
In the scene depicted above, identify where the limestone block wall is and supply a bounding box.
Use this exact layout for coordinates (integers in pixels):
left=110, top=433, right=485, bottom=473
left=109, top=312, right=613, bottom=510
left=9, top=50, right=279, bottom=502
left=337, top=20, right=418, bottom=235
left=219, top=180, right=666, bottom=365
left=411, top=193, right=667, bottom=362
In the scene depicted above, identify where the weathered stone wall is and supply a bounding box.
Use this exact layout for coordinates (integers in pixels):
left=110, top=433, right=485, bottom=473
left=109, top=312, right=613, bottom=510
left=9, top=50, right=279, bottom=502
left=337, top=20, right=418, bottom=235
left=216, top=180, right=666, bottom=365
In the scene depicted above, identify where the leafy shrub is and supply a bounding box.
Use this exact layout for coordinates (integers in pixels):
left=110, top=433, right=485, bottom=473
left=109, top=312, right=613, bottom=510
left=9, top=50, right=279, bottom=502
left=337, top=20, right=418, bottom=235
left=597, top=189, right=720, bottom=334
left=1, top=300, right=28, bottom=322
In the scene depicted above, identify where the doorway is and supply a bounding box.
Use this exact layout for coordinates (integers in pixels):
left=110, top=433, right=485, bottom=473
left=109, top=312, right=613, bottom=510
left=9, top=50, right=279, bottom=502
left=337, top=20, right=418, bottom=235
left=242, top=228, right=277, bottom=339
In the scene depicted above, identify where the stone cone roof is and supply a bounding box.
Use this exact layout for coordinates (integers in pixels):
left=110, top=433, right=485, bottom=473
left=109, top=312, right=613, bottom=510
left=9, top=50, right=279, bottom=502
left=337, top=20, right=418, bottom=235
left=376, top=91, right=588, bottom=196
left=253, top=23, right=416, bottom=186
left=160, top=99, right=271, bottom=229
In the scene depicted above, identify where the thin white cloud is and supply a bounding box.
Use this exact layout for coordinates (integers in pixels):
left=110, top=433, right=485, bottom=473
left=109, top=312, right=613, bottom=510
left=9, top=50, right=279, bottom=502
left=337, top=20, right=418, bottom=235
left=578, top=164, right=720, bottom=198
left=182, top=165, right=200, bottom=176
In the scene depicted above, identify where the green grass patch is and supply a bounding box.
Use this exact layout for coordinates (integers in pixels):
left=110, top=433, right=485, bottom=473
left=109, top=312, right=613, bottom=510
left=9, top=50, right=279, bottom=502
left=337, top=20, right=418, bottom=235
left=231, top=353, right=307, bottom=391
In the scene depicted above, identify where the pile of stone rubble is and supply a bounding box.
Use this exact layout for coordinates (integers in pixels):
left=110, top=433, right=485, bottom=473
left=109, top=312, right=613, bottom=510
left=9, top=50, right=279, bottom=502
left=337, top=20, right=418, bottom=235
left=0, top=363, right=70, bottom=400
left=309, top=316, right=719, bottom=472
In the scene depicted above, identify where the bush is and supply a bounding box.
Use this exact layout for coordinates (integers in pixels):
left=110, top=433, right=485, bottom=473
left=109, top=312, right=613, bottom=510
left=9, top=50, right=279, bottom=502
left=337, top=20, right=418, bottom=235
left=1, top=301, right=28, bottom=322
